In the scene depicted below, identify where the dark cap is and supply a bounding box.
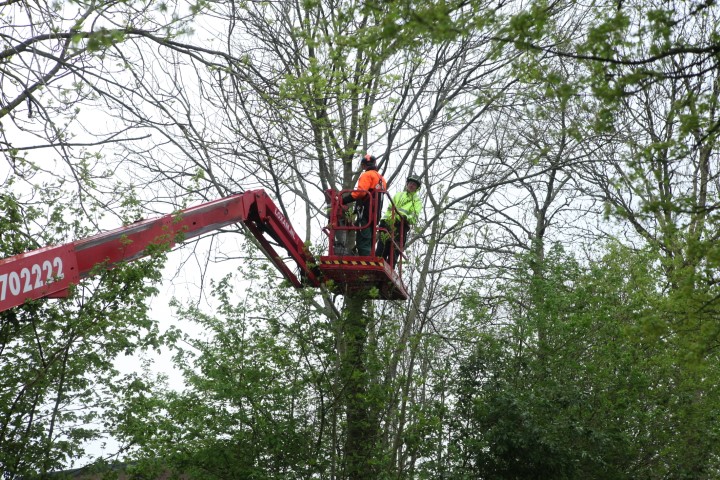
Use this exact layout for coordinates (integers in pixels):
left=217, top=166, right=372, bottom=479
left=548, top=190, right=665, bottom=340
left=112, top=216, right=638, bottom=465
left=407, top=174, right=421, bottom=188
left=360, top=154, right=376, bottom=167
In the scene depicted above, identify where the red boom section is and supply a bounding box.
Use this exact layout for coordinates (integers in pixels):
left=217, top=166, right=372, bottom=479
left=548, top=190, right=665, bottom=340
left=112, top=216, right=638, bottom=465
left=0, top=190, right=320, bottom=312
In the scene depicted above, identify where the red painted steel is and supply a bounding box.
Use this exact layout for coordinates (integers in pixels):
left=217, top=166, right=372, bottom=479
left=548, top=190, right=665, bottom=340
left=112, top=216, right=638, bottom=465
left=317, top=255, right=409, bottom=300
left=0, top=190, right=320, bottom=312
left=0, top=244, right=80, bottom=311
left=320, top=189, right=409, bottom=301
left=0, top=188, right=408, bottom=312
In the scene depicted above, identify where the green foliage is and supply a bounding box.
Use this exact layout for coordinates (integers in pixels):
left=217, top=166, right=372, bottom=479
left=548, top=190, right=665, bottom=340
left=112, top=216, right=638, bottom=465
left=71, top=28, right=127, bottom=52
left=110, top=267, right=335, bottom=478
left=449, top=243, right=720, bottom=479
left=7, top=0, right=719, bottom=477
left=0, top=186, right=165, bottom=477
left=506, top=1, right=551, bottom=49
left=579, top=11, right=631, bottom=58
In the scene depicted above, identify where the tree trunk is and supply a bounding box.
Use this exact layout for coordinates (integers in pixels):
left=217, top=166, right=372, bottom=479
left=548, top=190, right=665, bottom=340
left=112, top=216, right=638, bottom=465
left=340, top=293, right=379, bottom=479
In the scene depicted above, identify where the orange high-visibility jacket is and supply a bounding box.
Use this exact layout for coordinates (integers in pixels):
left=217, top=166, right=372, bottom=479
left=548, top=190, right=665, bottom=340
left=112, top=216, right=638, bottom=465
left=351, top=169, right=387, bottom=199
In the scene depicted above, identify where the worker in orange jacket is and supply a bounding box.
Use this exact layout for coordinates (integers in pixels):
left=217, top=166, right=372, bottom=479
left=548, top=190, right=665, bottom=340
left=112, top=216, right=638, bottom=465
left=342, top=154, right=387, bottom=256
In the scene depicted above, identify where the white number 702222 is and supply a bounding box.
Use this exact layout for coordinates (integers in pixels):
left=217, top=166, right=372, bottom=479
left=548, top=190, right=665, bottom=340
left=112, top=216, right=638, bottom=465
left=0, top=257, right=64, bottom=302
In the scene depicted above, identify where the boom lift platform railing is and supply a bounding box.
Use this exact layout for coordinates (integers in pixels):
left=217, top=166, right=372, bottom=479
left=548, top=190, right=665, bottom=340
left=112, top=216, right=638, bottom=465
left=320, top=188, right=409, bottom=300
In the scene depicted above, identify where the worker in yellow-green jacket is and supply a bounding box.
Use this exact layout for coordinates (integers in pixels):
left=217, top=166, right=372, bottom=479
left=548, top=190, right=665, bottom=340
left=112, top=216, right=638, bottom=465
left=375, top=174, right=423, bottom=268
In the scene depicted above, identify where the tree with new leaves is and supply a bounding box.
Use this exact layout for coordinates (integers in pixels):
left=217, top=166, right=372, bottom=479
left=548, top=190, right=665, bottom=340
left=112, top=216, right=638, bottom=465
left=0, top=0, right=204, bottom=474
left=1, top=0, right=204, bottom=204
left=97, top=0, right=531, bottom=477
left=0, top=185, right=168, bottom=477
left=451, top=243, right=720, bottom=479
left=7, top=0, right=720, bottom=477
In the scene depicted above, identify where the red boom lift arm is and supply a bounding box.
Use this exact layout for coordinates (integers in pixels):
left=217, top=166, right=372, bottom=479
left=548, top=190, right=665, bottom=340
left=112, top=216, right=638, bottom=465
left=0, top=187, right=411, bottom=312
left=0, top=190, right=321, bottom=313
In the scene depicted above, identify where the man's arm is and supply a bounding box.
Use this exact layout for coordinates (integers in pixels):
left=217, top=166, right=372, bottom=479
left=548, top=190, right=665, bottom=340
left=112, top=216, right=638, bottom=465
left=398, top=194, right=422, bottom=225
left=386, top=192, right=422, bottom=225
left=351, top=171, right=378, bottom=199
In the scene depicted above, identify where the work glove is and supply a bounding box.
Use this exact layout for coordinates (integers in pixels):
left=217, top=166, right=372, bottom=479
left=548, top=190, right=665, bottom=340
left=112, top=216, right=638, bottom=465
left=341, top=192, right=354, bottom=205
